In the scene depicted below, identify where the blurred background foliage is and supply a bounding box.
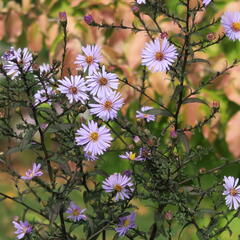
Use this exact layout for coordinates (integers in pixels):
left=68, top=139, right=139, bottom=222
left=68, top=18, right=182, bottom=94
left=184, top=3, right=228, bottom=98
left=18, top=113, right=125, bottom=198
left=1, top=0, right=240, bottom=239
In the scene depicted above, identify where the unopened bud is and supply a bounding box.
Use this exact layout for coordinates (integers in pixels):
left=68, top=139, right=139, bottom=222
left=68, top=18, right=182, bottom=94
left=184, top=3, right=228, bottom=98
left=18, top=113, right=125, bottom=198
left=199, top=168, right=206, bottom=174
left=84, top=14, right=94, bottom=25
left=59, top=12, right=67, bottom=23
left=164, top=211, right=173, bottom=221
left=170, top=129, right=178, bottom=139
left=207, top=32, right=216, bottom=41
left=0, top=110, right=5, bottom=118
left=160, top=32, right=168, bottom=39
left=131, top=5, right=139, bottom=13
left=133, top=136, right=141, bottom=143
left=212, top=101, right=220, bottom=109
left=146, top=138, right=154, bottom=146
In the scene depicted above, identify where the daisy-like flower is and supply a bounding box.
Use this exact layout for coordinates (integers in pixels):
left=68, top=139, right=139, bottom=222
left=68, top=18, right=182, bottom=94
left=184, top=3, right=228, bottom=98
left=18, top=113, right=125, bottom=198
left=141, top=38, right=178, bottom=72
left=21, top=163, right=43, bottom=180
left=66, top=202, right=87, bottom=222
left=136, top=106, right=155, bottom=122
left=75, top=120, right=112, bottom=155
left=86, top=65, right=119, bottom=97
left=34, top=86, right=53, bottom=106
left=57, top=75, right=89, bottom=104
left=12, top=220, right=32, bottom=239
left=75, top=45, right=102, bottom=75
left=223, top=176, right=240, bottom=210
left=203, top=0, right=211, bottom=6
left=137, top=0, right=146, bottom=4
left=2, top=48, right=33, bottom=79
left=119, top=151, right=144, bottom=161
left=221, top=12, right=240, bottom=41
left=102, top=173, right=134, bottom=201
left=115, top=212, right=136, bottom=236
left=89, top=91, right=124, bottom=121
left=84, top=151, right=98, bottom=161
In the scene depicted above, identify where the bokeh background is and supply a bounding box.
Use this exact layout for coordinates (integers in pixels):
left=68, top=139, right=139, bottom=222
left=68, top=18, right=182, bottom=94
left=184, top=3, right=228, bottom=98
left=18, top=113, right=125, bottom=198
left=1, top=0, right=240, bottom=239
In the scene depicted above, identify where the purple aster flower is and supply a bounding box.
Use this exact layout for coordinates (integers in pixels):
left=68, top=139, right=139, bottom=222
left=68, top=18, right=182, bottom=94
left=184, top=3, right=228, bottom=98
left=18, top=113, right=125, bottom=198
left=12, top=220, right=32, bottom=239
left=115, top=212, right=136, bottom=236
left=57, top=75, right=89, bottom=104
left=102, top=173, right=134, bottom=201
left=84, top=151, right=98, bottom=161
left=221, top=12, right=240, bottom=41
left=66, top=202, right=87, bottom=222
left=119, top=151, right=144, bottom=161
left=136, top=106, right=155, bottom=122
left=21, top=163, right=43, bottom=180
left=34, top=86, right=54, bottom=106
left=75, top=45, right=102, bottom=75
left=2, top=48, right=33, bottom=79
left=86, top=65, right=119, bottom=97
left=75, top=120, right=113, bottom=156
left=223, top=176, right=240, bottom=210
left=141, top=38, right=178, bottom=72
left=203, top=0, right=211, bottom=6
left=89, top=90, right=124, bottom=121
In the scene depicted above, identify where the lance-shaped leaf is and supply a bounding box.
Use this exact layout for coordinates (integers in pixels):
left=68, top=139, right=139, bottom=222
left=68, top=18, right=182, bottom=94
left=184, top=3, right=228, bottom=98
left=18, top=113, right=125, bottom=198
left=145, top=108, right=173, bottom=117
left=182, top=97, right=208, bottom=106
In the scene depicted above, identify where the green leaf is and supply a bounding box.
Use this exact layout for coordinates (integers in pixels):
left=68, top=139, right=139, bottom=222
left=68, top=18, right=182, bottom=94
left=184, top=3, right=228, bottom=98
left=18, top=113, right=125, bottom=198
left=47, top=123, right=75, bottom=132
left=190, top=58, right=210, bottom=65
left=146, top=108, right=173, bottom=117
left=182, top=97, right=208, bottom=106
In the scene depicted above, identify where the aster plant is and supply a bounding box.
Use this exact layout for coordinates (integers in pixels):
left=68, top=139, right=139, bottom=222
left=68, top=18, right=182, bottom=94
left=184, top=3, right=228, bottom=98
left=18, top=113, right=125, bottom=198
left=0, top=0, right=240, bottom=240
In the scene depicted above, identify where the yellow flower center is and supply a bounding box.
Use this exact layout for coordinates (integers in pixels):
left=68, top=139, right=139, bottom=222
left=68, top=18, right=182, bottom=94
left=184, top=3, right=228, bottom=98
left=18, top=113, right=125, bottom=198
left=123, top=219, right=129, bottom=226
left=232, top=22, right=240, bottom=32
left=90, top=132, right=99, bottom=141
left=72, top=208, right=80, bottom=216
left=99, top=77, right=108, bottom=85
left=104, top=100, right=112, bottom=110
left=230, top=188, right=238, bottom=196
left=155, top=52, right=164, bottom=61
left=143, top=113, right=149, bottom=118
left=114, top=184, right=123, bottom=192
left=69, top=86, right=78, bottom=94
left=85, top=56, right=93, bottom=64
left=129, top=153, right=136, bottom=160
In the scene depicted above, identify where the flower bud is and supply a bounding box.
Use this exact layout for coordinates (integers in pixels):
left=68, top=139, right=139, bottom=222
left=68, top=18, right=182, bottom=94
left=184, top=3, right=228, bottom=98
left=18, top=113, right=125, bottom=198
left=59, top=12, right=67, bottom=23
left=207, top=32, right=216, bottom=41
left=212, top=101, right=220, bottom=109
left=170, top=129, right=178, bottom=139
left=160, top=32, right=168, bottom=39
left=164, top=211, right=173, bottom=221
left=131, top=5, right=139, bottom=14
left=199, top=168, right=206, bottom=174
left=0, top=110, right=5, bottom=118
left=84, top=14, right=94, bottom=25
